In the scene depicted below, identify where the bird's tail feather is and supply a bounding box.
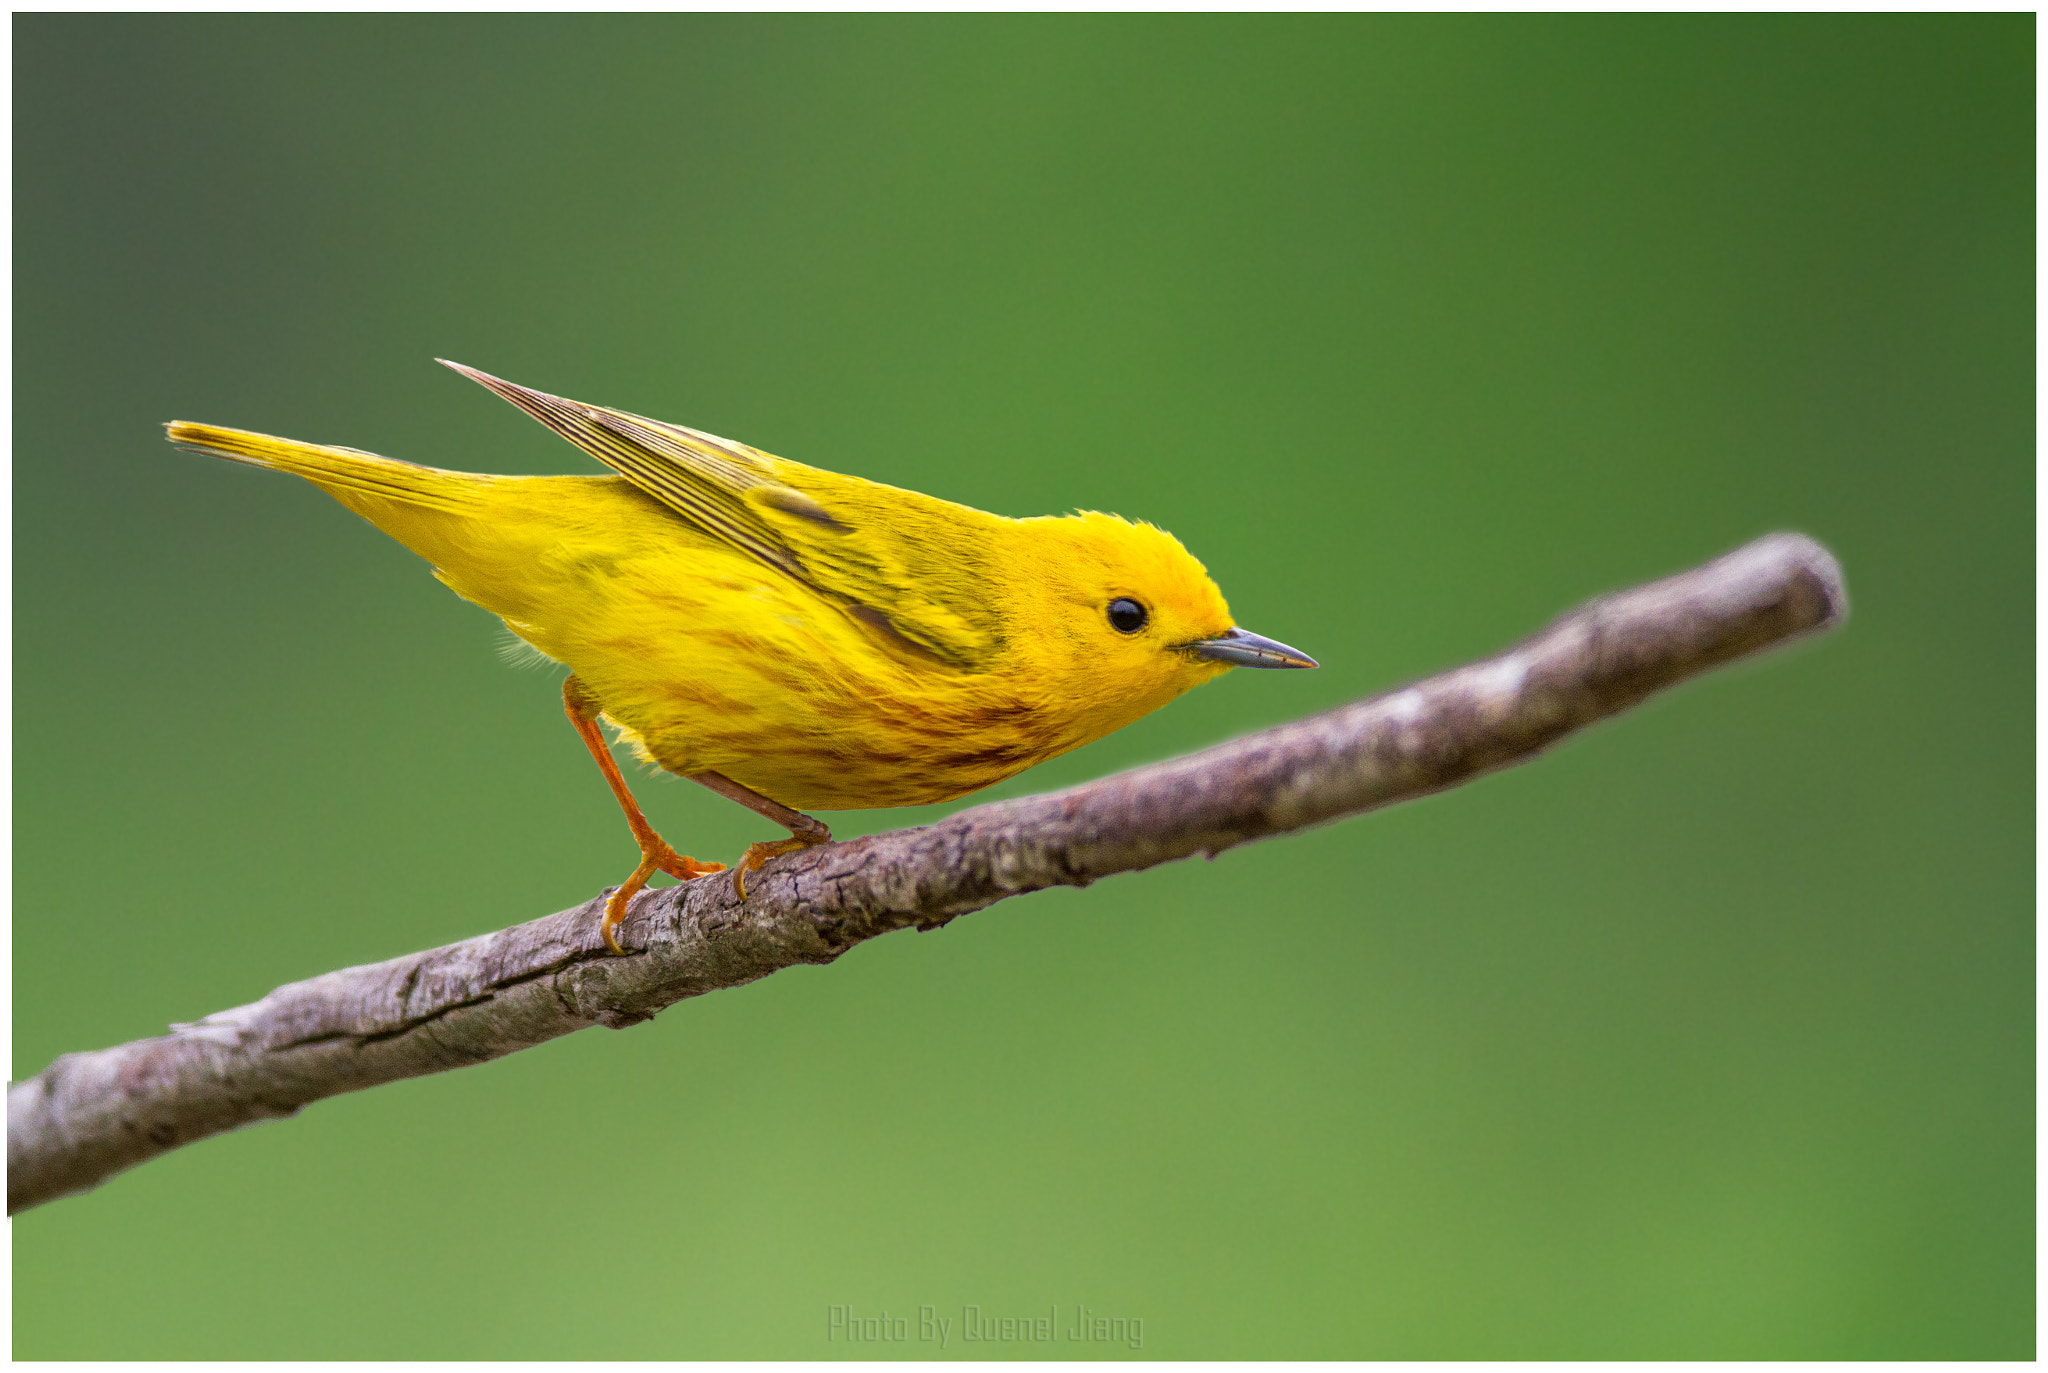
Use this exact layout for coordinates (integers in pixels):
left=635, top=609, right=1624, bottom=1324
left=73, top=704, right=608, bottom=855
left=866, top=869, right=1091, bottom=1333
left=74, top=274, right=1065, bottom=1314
left=164, top=422, right=483, bottom=515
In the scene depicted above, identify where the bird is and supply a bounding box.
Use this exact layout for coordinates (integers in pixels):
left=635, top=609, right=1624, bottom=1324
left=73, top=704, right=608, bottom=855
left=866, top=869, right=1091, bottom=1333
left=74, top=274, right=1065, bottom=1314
left=166, top=363, right=1317, bottom=953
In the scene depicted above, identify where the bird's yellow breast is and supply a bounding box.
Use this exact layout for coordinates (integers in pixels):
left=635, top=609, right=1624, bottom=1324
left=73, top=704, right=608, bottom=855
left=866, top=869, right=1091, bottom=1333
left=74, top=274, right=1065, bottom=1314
left=427, top=476, right=1086, bottom=811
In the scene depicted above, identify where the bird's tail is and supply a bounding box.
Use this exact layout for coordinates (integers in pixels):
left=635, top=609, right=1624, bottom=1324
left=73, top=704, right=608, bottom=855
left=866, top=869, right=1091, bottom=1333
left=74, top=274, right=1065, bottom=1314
left=163, top=419, right=534, bottom=615
left=164, top=422, right=485, bottom=516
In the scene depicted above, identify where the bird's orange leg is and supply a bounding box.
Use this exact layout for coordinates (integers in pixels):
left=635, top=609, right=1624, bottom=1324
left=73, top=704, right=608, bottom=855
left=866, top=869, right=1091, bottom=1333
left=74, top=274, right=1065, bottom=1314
left=563, top=675, right=725, bottom=954
left=688, top=771, right=832, bottom=900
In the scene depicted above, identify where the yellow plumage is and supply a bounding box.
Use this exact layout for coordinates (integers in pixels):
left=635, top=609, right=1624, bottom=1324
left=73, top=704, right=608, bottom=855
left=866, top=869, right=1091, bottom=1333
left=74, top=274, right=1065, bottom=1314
left=166, top=363, right=1314, bottom=949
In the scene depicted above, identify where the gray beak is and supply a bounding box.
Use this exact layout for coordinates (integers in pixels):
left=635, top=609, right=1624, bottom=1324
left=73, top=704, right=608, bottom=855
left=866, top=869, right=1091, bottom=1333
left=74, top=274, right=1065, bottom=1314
left=1181, top=627, right=1319, bottom=670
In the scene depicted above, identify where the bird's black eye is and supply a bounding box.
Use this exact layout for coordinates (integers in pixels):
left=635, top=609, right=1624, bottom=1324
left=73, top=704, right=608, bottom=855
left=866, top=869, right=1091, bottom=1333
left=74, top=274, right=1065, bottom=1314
left=1107, top=597, right=1148, bottom=633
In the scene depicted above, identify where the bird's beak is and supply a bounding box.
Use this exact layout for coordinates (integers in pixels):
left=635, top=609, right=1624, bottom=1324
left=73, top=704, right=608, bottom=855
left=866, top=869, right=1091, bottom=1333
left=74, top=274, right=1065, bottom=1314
left=1180, top=627, right=1318, bottom=669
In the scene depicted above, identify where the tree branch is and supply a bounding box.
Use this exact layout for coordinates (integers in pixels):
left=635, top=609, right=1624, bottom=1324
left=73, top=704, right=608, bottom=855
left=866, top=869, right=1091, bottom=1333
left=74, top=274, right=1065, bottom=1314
left=7, top=533, right=1846, bottom=1215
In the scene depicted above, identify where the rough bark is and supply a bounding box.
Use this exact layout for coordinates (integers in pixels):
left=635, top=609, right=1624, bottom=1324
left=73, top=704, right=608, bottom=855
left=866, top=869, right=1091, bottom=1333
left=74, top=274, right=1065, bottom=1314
left=8, top=533, right=1846, bottom=1214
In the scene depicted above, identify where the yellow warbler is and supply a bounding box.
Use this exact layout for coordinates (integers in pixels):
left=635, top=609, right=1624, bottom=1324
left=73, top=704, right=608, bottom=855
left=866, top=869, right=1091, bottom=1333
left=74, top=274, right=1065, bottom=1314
left=167, top=363, right=1316, bottom=951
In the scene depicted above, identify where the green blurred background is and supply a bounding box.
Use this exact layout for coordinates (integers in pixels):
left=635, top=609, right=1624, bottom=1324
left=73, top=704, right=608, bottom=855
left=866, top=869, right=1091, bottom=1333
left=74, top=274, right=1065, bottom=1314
left=12, top=14, right=2032, bottom=1359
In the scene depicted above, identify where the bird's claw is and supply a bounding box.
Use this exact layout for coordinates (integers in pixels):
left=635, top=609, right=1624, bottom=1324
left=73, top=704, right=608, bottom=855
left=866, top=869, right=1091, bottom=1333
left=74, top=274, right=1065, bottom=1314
left=601, top=841, right=727, bottom=955
left=655, top=843, right=725, bottom=883
left=731, top=836, right=824, bottom=901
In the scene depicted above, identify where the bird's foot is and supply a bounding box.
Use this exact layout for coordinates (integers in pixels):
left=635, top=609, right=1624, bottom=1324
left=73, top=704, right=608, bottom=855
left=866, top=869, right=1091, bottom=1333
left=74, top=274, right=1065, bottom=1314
left=654, top=842, right=726, bottom=885
left=602, top=840, right=726, bottom=955
left=732, top=834, right=828, bottom=901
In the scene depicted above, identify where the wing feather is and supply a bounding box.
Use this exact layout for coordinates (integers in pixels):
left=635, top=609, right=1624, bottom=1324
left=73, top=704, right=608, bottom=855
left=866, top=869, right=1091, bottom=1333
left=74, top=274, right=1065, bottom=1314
left=440, top=361, right=999, bottom=670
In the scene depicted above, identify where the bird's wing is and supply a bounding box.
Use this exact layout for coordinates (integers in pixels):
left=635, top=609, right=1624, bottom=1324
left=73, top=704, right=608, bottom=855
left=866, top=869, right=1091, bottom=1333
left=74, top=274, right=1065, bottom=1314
left=441, top=362, right=1000, bottom=670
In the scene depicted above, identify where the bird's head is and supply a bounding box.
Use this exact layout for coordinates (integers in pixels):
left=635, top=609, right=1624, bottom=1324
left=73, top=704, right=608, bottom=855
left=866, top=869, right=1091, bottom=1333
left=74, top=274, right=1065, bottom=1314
left=1010, top=511, right=1316, bottom=747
